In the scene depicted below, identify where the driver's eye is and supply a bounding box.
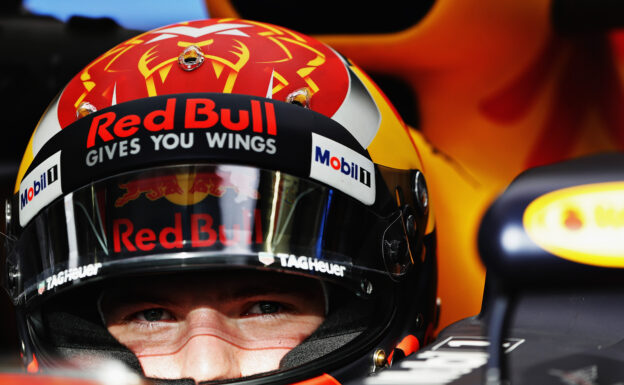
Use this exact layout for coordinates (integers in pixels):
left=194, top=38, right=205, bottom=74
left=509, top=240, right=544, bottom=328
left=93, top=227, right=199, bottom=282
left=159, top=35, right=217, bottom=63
left=136, top=308, right=173, bottom=322
left=246, top=301, right=282, bottom=315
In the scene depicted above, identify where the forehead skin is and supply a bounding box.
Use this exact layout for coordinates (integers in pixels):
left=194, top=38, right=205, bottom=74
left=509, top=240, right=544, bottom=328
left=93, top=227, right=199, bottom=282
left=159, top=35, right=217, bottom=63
left=100, top=269, right=326, bottom=309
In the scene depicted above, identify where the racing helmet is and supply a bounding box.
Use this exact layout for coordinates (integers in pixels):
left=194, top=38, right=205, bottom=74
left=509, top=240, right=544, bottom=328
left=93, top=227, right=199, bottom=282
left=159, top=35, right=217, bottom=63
left=2, top=19, right=437, bottom=384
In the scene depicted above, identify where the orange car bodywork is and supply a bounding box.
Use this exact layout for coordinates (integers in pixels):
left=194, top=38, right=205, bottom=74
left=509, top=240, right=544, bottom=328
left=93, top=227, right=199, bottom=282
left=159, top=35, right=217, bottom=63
left=207, top=0, right=624, bottom=332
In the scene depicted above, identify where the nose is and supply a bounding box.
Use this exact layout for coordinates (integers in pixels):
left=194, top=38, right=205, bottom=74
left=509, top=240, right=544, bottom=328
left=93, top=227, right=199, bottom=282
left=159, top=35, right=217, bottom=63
left=137, top=308, right=243, bottom=382
left=178, top=332, right=242, bottom=382
left=177, top=308, right=243, bottom=382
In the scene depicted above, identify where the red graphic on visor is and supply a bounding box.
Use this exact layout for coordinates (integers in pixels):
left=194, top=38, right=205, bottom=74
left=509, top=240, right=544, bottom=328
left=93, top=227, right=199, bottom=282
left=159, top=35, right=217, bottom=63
left=190, top=172, right=259, bottom=200
left=115, top=172, right=259, bottom=207
left=115, top=175, right=183, bottom=207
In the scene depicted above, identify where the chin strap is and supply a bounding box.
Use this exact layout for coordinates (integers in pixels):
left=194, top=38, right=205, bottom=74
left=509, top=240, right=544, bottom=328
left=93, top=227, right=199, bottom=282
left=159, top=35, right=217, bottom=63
left=387, top=334, right=420, bottom=365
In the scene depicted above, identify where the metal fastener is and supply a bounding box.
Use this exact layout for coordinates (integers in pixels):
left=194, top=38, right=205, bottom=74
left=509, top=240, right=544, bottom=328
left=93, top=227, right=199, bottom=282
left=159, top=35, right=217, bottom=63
left=285, top=87, right=311, bottom=108
left=413, top=170, right=429, bottom=214
left=406, top=214, right=417, bottom=237
left=178, top=45, right=205, bottom=71
left=76, top=101, right=97, bottom=119
left=373, top=349, right=388, bottom=368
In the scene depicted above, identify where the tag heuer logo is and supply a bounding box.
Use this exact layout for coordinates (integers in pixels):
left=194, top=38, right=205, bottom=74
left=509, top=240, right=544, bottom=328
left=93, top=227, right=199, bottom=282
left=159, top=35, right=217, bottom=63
left=258, top=252, right=275, bottom=266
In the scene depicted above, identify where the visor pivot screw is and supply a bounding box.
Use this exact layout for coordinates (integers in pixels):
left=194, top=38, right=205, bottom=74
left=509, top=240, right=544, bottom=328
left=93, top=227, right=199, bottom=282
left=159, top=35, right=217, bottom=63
left=406, top=214, right=417, bottom=238
left=361, top=279, right=373, bottom=295
left=286, top=87, right=311, bottom=109
left=4, top=198, right=11, bottom=231
left=76, top=101, right=97, bottom=119
left=373, top=349, right=388, bottom=369
left=413, top=171, right=428, bottom=214
left=384, top=239, right=402, bottom=262
left=178, top=45, right=205, bottom=71
left=7, top=263, right=19, bottom=294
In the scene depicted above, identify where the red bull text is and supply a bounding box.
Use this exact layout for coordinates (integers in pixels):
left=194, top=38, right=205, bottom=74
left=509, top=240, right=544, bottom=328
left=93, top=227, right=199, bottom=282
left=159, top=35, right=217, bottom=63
left=87, top=97, right=277, bottom=148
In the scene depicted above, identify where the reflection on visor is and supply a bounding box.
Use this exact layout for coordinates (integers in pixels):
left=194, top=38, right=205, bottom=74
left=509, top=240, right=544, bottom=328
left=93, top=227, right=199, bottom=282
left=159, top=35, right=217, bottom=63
left=7, top=164, right=412, bottom=304
left=111, top=166, right=265, bottom=253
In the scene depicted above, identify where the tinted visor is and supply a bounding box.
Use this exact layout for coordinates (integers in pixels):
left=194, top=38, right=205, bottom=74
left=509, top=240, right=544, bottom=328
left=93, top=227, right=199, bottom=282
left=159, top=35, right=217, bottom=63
left=6, top=164, right=412, bottom=305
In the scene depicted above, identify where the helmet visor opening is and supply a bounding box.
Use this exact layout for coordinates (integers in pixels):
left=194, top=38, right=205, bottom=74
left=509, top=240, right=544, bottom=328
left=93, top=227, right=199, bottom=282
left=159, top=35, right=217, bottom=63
left=7, top=164, right=404, bottom=306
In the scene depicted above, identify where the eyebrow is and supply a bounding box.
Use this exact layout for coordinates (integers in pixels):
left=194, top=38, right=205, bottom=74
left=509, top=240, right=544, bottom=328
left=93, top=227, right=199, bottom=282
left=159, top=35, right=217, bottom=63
left=221, top=282, right=314, bottom=301
left=103, top=278, right=317, bottom=306
left=101, top=291, right=179, bottom=308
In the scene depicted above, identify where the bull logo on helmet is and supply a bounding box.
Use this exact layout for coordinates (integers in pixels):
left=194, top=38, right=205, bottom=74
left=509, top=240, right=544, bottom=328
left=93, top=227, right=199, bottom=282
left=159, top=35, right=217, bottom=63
left=137, top=23, right=254, bottom=96
left=58, top=19, right=348, bottom=129
left=115, top=171, right=260, bottom=207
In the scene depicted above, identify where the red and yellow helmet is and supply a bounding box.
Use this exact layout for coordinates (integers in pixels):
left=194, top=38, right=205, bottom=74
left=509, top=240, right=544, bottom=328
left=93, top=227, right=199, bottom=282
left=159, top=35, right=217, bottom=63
left=3, top=19, right=436, bottom=384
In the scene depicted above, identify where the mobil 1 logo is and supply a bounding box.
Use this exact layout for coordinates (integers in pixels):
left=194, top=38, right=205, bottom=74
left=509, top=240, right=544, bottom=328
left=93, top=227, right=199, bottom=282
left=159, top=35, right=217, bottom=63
left=19, top=151, right=63, bottom=227
left=309, top=133, right=375, bottom=205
